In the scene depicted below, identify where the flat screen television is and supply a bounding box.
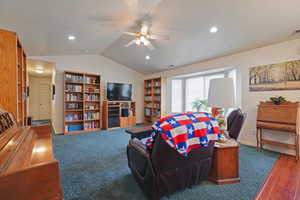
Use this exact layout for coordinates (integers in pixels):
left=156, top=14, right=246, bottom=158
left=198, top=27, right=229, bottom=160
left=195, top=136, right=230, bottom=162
left=107, top=82, right=132, bottom=101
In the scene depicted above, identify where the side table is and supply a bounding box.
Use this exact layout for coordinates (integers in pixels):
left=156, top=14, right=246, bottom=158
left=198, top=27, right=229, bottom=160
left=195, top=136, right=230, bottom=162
left=209, top=139, right=240, bottom=184
left=125, top=126, right=153, bottom=139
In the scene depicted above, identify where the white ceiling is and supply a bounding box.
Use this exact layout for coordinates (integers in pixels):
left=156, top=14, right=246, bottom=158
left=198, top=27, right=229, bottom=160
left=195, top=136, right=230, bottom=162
left=1, top=0, right=300, bottom=74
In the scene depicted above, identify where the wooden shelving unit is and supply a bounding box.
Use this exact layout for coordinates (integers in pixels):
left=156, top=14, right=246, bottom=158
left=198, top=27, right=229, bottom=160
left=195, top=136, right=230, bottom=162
left=102, top=101, right=136, bottom=130
left=64, top=71, right=101, bottom=134
left=0, top=29, right=27, bottom=126
left=144, top=77, right=163, bottom=124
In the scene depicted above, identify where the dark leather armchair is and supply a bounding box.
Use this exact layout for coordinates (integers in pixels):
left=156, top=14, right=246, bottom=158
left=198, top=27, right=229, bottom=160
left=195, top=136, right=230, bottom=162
left=127, top=133, right=215, bottom=200
left=227, top=108, right=247, bottom=140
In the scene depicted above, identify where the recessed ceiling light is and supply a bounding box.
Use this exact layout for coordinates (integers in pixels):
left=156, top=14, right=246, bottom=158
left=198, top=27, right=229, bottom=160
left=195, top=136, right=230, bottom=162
left=68, top=35, right=76, bottom=40
left=145, top=55, right=150, bottom=60
left=210, top=26, right=218, bottom=33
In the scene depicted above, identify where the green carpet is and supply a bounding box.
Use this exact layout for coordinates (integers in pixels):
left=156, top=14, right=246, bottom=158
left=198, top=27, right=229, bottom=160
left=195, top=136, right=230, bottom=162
left=53, top=126, right=279, bottom=200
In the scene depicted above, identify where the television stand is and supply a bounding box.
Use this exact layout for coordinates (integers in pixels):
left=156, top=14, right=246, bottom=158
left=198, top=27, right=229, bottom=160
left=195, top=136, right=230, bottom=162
left=102, top=100, right=136, bottom=130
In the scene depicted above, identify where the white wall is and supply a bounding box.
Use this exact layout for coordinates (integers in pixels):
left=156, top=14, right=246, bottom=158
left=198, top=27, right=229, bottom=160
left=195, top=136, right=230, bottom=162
left=145, top=38, right=300, bottom=155
left=29, top=55, right=144, bottom=134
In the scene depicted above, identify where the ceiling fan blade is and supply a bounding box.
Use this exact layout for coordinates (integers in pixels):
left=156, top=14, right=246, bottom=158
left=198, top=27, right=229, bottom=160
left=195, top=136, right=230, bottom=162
left=145, top=41, right=155, bottom=51
left=149, top=34, right=170, bottom=40
left=292, top=29, right=300, bottom=36
left=124, top=31, right=136, bottom=36
left=124, top=39, right=137, bottom=47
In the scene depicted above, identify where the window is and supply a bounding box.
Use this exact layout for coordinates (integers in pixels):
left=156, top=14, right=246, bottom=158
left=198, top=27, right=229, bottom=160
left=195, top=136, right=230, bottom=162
left=171, top=79, right=183, bottom=113
left=171, top=68, right=237, bottom=113
left=185, top=77, right=204, bottom=111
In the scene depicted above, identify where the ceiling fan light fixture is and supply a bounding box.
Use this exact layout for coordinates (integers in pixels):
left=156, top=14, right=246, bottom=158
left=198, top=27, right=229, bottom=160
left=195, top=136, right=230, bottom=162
left=210, top=26, right=218, bottom=33
left=135, top=39, right=141, bottom=45
left=140, top=36, right=146, bottom=43
left=68, top=35, right=76, bottom=40
left=145, top=55, right=150, bottom=60
left=143, top=39, right=150, bottom=46
left=123, top=22, right=169, bottom=50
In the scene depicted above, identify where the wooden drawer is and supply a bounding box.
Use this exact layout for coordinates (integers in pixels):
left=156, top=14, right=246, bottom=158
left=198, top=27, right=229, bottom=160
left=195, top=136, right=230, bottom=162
left=257, top=104, right=298, bottom=124
left=257, top=121, right=296, bottom=133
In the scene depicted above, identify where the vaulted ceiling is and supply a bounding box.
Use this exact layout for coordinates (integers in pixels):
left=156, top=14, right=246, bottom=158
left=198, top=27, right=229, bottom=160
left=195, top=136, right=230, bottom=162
left=1, top=0, right=300, bottom=74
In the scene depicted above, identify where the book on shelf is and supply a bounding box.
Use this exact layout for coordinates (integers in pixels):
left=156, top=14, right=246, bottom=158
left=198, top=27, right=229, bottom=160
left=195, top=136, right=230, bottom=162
left=65, top=85, right=82, bottom=92
left=84, top=112, right=100, bottom=120
left=84, top=121, right=100, bottom=129
left=145, top=96, right=152, bottom=101
left=84, top=76, right=100, bottom=84
left=154, top=82, right=161, bottom=87
left=145, top=82, right=152, bottom=87
left=152, top=110, right=161, bottom=117
left=84, top=94, right=100, bottom=101
left=65, top=124, right=84, bottom=132
left=145, top=103, right=152, bottom=107
left=65, top=113, right=83, bottom=121
left=65, top=102, right=83, bottom=110
left=85, top=105, right=99, bottom=110
left=145, top=108, right=151, bottom=116
left=65, top=93, right=82, bottom=101
left=154, top=88, right=161, bottom=93
left=65, top=74, right=84, bottom=83
left=85, top=87, right=100, bottom=93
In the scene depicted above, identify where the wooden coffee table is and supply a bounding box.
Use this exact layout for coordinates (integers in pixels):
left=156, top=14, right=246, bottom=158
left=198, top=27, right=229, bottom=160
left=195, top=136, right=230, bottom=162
left=209, top=139, right=240, bottom=184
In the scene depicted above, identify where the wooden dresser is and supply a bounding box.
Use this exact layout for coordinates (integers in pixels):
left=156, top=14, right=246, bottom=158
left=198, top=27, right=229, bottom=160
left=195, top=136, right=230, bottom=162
left=256, top=101, right=299, bottom=160
left=0, top=125, right=63, bottom=200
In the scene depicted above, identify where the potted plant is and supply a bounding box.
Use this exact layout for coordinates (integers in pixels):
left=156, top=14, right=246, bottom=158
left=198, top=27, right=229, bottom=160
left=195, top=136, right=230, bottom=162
left=217, top=118, right=226, bottom=129
left=270, top=96, right=286, bottom=105
left=191, top=99, right=209, bottom=112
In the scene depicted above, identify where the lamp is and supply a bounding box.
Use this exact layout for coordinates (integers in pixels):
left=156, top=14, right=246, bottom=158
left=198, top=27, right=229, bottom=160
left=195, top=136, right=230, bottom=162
left=208, top=78, right=235, bottom=134
left=208, top=78, right=235, bottom=110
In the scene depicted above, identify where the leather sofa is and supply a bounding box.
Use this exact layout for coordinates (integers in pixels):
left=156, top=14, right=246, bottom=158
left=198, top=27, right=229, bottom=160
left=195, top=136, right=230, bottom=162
left=127, top=133, right=215, bottom=200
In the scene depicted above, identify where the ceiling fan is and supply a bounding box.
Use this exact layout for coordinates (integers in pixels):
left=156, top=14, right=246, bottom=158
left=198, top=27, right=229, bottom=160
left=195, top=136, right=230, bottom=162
left=124, top=22, right=169, bottom=50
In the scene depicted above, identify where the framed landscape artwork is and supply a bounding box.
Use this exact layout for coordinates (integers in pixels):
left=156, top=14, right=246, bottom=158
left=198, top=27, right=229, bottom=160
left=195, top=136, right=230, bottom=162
left=249, top=60, right=300, bottom=91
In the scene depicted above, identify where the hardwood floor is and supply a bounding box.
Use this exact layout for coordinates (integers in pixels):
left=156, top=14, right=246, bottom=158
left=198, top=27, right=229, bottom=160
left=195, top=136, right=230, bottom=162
left=255, top=154, right=300, bottom=200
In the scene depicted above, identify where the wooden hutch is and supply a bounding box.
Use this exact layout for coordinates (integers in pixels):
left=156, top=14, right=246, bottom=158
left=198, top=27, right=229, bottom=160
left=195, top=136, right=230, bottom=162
left=144, top=77, right=164, bottom=124
left=64, top=71, right=102, bottom=134
left=256, top=101, right=300, bottom=160
left=0, top=29, right=27, bottom=125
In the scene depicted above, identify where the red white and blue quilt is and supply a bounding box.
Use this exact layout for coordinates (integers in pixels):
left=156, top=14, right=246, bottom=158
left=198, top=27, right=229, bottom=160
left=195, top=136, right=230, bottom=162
left=150, top=112, right=221, bottom=156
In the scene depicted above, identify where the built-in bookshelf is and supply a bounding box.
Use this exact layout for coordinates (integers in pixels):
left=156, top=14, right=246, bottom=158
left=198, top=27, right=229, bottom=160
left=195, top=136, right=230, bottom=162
left=64, top=71, right=101, bottom=134
left=144, top=77, right=163, bottom=124
left=0, top=29, right=27, bottom=126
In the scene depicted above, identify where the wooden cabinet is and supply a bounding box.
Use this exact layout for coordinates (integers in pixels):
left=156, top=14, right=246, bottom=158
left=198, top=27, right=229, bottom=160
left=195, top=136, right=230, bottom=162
left=0, top=29, right=27, bottom=125
left=120, top=116, right=136, bottom=127
left=144, top=77, right=164, bottom=124
left=209, top=140, right=240, bottom=184
left=102, top=101, right=136, bottom=130
left=256, top=101, right=299, bottom=160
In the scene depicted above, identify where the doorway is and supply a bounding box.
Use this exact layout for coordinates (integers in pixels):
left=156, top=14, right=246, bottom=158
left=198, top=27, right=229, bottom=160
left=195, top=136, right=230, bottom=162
left=27, top=59, right=55, bottom=125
